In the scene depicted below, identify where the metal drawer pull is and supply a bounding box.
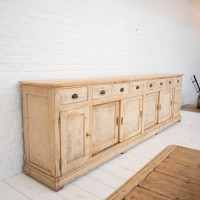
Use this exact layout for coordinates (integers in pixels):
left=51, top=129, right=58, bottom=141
left=160, top=82, right=163, bottom=85
left=100, top=90, right=105, bottom=95
left=169, top=81, right=171, bottom=84
left=136, top=85, right=140, bottom=89
left=177, top=80, right=179, bottom=83
left=86, top=133, right=91, bottom=137
left=121, top=117, right=123, bottom=124
left=150, top=84, right=153, bottom=88
left=72, top=93, right=78, bottom=99
left=120, top=88, right=124, bottom=92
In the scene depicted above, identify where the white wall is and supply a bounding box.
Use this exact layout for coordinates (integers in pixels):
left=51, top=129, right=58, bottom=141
left=0, top=0, right=200, bottom=181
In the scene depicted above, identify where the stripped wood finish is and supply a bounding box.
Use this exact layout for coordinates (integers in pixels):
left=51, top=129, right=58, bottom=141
left=106, top=145, right=200, bottom=200
left=21, top=74, right=183, bottom=190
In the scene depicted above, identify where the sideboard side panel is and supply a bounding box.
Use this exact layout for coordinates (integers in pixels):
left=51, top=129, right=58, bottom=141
left=22, top=85, right=56, bottom=176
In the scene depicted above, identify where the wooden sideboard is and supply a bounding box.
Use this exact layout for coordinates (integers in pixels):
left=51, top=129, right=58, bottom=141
left=20, top=74, right=182, bottom=191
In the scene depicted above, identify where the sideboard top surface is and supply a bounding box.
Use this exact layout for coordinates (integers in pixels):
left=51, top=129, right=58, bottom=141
left=20, top=74, right=183, bottom=87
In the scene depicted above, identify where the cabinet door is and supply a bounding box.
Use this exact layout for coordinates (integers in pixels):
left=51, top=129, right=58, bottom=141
left=120, top=96, right=142, bottom=142
left=60, top=107, right=89, bottom=174
left=173, top=86, right=182, bottom=117
left=144, top=93, right=158, bottom=129
left=92, top=102, right=119, bottom=154
left=158, top=89, right=173, bottom=123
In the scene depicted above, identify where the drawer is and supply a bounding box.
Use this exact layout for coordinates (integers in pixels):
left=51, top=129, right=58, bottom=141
left=158, top=79, right=167, bottom=88
left=174, top=76, right=182, bottom=85
left=93, top=84, right=113, bottom=99
left=144, top=80, right=157, bottom=90
left=60, top=87, right=88, bottom=105
left=166, top=78, right=174, bottom=86
left=130, top=81, right=144, bottom=92
left=114, top=83, right=129, bottom=96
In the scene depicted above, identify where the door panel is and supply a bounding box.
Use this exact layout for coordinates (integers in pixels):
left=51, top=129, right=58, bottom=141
left=92, top=102, right=119, bottom=154
left=61, top=107, right=89, bottom=174
left=144, top=93, right=158, bottom=129
left=158, top=89, right=173, bottom=123
left=173, top=86, right=182, bottom=117
left=120, top=96, right=142, bottom=142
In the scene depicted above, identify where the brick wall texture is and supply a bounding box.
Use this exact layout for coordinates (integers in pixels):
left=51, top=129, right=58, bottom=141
left=0, top=0, right=200, bottom=180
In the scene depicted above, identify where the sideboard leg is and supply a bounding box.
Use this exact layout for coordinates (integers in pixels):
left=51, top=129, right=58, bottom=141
left=55, top=186, right=64, bottom=192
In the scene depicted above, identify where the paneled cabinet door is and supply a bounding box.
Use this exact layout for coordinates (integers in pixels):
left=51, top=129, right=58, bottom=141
left=173, top=86, right=182, bottom=117
left=60, top=107, right=89, bottom=175
left=120, top=96, right=142, bottom=142
left=92, top=102, right=119, bottom=154
left=144, top=93, right=159, bottom=129
left=158, top=89, right=173, bottom=123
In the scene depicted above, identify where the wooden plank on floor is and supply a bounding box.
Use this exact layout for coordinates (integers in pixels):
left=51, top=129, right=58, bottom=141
left=124, top=186, right=172, bottom=200
left=139, top=171, right=200, bottom=200
left=106, top=145, right=177, bottom=200
left=155, top=157, right=200, bottom=184
left=169, top=146, right=200, bottom=165
left=181, top=104, right=200, bottom=113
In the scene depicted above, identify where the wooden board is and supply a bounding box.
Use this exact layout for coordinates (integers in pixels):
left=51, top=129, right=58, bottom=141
left=106, top=145, right=200, bottom=200
left=125, top=186, right=171, bottom=200
left=20, top=74, right=183, bottom=87
left=181, top=104, right=200, bottom=113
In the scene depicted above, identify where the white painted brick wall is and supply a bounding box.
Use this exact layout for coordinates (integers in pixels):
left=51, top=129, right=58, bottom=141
left=0, top=0, right=200, bottom=181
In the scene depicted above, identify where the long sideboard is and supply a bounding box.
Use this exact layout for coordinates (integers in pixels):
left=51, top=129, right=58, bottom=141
left=20, top=74, right=182, bottom=191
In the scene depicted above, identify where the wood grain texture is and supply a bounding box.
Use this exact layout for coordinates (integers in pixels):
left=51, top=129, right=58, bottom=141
left=169, top=146, right=200, bottom=165
left=125, top=187, right=172, bottom=200
left=155, top=157, right=200, bottom=184
left=140, top=171, right=200, bottom=200
left=107, top=145, right=200, bottom=200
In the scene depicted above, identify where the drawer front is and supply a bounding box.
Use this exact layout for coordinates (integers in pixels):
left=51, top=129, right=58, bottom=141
left=114, top=83, right=129, bottom=96
left=60, top=87, right=88, bottom=105
left=93, top=84, right=113, bottom=99
left=158, top=79, right=167, bottom=88
left=130, top=81, right=144, bottom=92
left=166, top=78, right=174, bottom=87
left=144, top=80, right=157, bottom=90
left=174, top=76, right=182, bottom=86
